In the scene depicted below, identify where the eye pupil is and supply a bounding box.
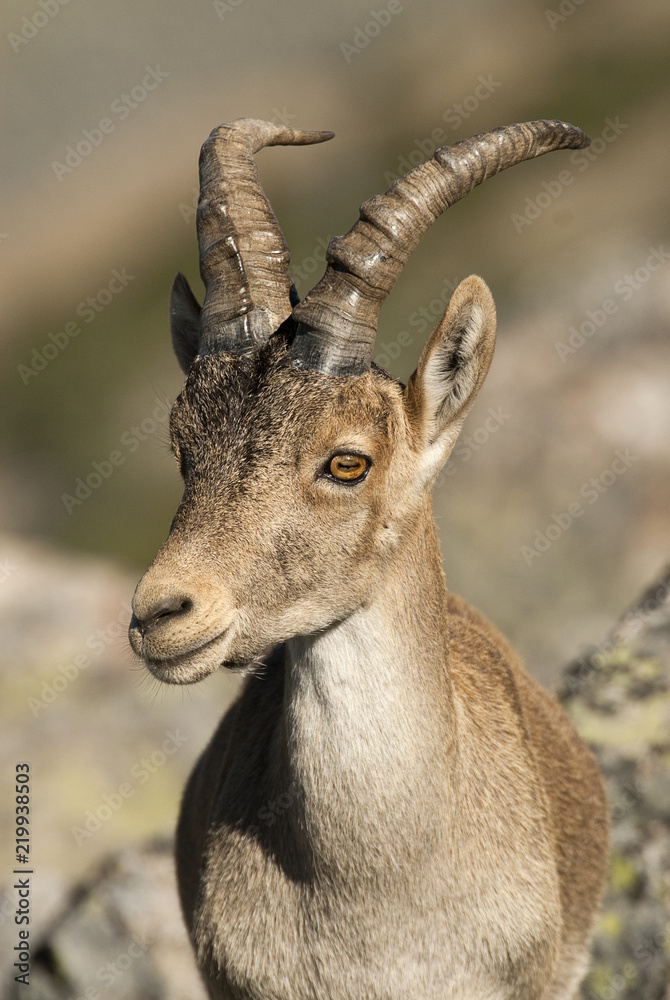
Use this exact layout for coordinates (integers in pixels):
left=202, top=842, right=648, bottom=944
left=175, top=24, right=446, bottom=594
left=329, top=454, right=369, bottom=481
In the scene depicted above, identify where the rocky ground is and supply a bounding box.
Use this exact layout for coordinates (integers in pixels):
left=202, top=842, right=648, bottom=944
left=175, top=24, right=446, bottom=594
left=10, top=840, right=208, bottom=1000
left=2, top=538, right=669, bottom=998
left=560, top=567, right=670, bottom=1000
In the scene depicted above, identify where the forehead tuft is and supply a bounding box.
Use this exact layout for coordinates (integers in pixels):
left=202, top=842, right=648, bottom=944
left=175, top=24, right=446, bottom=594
left=169, top=342, right=403, bottom=454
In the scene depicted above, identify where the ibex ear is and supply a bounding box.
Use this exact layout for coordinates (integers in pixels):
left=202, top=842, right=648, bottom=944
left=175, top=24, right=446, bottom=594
left=405, top=275, right=496, bottom=483
left=170, top=273, right=202, bottom=374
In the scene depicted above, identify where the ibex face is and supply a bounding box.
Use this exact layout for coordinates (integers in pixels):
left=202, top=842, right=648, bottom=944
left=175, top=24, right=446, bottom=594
left=129, top=119, right=587, bottom=686
left=131, top=277, right=495, bottom=684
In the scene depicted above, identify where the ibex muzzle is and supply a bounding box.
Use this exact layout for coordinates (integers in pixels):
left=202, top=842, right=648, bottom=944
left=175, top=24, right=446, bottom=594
left=130, top=119, right=608, bottom=999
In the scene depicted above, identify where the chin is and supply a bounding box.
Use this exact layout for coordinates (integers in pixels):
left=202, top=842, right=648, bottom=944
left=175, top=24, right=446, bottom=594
left=144, top=652, right=222, bottom=685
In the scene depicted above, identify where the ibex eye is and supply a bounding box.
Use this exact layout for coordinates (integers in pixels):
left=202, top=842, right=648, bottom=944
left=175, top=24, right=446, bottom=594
left=328, top=454, right=370, bottom=483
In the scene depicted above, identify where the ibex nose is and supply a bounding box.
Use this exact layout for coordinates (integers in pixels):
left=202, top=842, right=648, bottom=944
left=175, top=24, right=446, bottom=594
left=129, top=563, right=235, bottom=664
left=130, top=593, right=194, bottom=637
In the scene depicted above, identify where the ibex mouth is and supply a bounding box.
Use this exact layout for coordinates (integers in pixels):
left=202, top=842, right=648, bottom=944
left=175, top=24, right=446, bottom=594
left=131, top=626, right=236, bottom=685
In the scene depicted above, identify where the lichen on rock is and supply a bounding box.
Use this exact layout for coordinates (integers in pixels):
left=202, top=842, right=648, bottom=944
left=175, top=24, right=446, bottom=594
left=559, top=567, right=670, bottom=1000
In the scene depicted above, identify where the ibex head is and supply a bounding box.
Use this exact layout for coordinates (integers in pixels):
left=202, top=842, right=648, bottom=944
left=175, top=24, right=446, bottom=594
left=129, top=118, right=588, bottom=684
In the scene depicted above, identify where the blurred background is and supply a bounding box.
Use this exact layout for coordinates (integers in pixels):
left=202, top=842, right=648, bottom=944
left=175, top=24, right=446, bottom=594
left=1, top=0, right=669, bottom=982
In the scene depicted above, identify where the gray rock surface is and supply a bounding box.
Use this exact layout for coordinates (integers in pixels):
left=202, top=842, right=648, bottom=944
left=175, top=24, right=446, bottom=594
left=6, top=840, right=207, bottom=1000
left=559, top=567, right=670, bottom=1000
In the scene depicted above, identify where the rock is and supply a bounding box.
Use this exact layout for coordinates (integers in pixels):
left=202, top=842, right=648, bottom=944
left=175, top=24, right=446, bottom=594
left=559, top=566, right=670, bottom=1000
left=5, top=839, right=207, bottom=1000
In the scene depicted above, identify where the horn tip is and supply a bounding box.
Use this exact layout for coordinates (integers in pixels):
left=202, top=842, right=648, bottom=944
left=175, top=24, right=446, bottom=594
left=540, top=118, right=591, bottom=149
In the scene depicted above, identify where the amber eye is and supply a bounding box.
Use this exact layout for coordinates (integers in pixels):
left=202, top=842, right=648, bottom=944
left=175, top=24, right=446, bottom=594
left=328, top=454, right=370, bottom=483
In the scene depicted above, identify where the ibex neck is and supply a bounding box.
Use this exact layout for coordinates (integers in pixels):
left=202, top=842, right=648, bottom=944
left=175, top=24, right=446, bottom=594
left=283, top=503, right=455, bottom=879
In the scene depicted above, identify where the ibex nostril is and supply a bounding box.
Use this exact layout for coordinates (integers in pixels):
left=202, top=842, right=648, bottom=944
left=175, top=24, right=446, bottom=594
left=154, top=595, right=192, bottom=619
left=133, top=595, right=194, bottom=635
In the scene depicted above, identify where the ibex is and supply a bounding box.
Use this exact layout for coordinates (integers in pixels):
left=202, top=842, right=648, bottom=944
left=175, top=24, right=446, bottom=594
left=129, top=118, right=609, bottom=999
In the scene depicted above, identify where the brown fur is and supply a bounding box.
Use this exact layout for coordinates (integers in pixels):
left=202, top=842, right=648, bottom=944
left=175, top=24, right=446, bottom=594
left=130, top=276, right=609, bottom=999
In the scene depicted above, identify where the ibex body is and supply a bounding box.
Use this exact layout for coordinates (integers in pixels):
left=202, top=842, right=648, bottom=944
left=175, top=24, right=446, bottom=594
left=130, top=119, right=608, bottom=999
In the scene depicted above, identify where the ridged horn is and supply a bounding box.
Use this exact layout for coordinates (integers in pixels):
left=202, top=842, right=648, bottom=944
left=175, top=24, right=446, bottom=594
left=289, top=120, right=590, bottom=376
left=195, top=119, right=333, bottom=356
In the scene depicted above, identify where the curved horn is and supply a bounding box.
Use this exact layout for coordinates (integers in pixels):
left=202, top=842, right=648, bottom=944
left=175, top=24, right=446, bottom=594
left=289, top=120, right=590, bottom=376
left=194, top=119, right=333, bottom=356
